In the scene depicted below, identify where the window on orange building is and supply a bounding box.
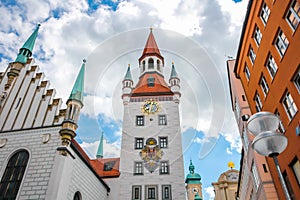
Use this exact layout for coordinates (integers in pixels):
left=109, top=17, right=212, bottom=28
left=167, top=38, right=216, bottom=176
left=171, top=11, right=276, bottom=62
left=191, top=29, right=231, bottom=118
left=282, top=171, right=296, bottom=199
left=286, top=0, right=300, bottom=31
left=282, top=91, right=298, bottom=120
left=290, top=158, right=300, bottom=186
left=293, top=68, right=300, bottom=93
left=275, top=110, right=285, bottom=133
left=275, top=29, right=289, bottom=57
left=244, top=64, right=251, bottom=81
left=260, top=2, right=270, bottom=25
left=266, top=53, right=278, bottom=79
left=254, top=26, right=262, bottom=46
left=249, top=46, right=256, bottom=64
left=254, top=92, right=263, bottom=112
left=260, top=75, right=269, bottom=97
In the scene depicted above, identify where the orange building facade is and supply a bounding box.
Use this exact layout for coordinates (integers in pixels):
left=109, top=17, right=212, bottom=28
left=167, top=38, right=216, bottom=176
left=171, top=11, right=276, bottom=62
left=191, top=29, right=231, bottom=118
left=228, top=0, right=300, bottom=199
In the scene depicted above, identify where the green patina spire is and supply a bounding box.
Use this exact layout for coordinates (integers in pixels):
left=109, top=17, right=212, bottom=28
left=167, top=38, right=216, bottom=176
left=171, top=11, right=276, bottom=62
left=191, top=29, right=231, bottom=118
left=194, top=193, right=202, bottom=200
left=96, top=132, right=104, bottom=159
left=15, top=24, right=40, bottom=64
left=170, top=62, right=178, bottom=78
left=124, top=64, right=132, bottom=80
left=69, top=59, right=86, bottom=103
left=186, top=159, right=201, bottom=184
left=189, top=159, right=195, bottom=174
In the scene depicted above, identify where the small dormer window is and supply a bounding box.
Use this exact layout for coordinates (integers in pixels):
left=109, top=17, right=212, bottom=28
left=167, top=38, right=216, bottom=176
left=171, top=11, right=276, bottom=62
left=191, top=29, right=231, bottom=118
left=148, top=58, right=154, bottom=69
left=147, top=76, right=155, bottom=87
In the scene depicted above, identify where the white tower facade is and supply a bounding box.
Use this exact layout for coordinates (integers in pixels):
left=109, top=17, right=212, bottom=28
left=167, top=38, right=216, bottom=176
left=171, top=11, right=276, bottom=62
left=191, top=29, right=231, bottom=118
left=119, top=30, right=185, bottom=199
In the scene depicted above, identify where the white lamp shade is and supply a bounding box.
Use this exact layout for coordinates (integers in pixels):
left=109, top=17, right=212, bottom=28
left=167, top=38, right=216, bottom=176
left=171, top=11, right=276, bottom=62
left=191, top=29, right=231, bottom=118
left=247, top=112, right=280, bottom=136
left=252, top=131, right=288, bottom=157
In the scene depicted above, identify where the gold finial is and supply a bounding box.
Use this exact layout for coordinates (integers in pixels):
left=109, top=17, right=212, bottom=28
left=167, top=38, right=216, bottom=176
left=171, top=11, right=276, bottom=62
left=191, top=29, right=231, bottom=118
left=172, top=61, right=174, bottom=65
left=128, top=64, right=130, bottom=67
left=150, top=27, right=153, bottom=31
left=228, top=161, right=235, bottom=169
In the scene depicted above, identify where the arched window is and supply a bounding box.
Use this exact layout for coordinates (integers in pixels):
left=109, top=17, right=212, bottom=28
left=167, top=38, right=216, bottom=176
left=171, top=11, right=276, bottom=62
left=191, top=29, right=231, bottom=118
left=142, top=61, right=146, bottom=72
left=0, top=150, right=29, bottom=199
left=73, top=191, right=82, bottom=200
left=148, top=58, right=154, bottom=69
left=157, top=60, right=161, bottom=71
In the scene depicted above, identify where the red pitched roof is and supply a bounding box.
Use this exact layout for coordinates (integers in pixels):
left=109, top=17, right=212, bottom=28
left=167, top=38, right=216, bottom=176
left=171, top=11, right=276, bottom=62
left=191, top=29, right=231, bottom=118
left=131, top=73, right=173, bottom=96
left=139, top=30, right=164, bottom=63
left=90, top=158, right=120, bottom=178
left=142, top=30, right=161, bottom=56
left=71, top=139, right=120, bottom=179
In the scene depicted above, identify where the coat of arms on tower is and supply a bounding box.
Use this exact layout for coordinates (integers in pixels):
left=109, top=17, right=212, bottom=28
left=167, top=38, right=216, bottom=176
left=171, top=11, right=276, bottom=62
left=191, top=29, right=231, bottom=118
left=140, top=138, right=163, bottom=173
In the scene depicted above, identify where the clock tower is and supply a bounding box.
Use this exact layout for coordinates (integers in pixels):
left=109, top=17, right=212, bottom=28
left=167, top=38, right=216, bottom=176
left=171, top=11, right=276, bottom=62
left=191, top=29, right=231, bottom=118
left=119, top=29, right=185, bottom=199
left=185, top=160, right=203, bottom=200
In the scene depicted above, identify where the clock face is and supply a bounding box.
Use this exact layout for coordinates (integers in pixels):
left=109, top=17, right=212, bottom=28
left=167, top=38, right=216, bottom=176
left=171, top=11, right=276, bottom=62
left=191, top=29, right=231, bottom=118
left=192, top=187, right=198, bottom=194
left=141, top=99, right=159, bottom=114
left=227, top=172, right=239, bottom=181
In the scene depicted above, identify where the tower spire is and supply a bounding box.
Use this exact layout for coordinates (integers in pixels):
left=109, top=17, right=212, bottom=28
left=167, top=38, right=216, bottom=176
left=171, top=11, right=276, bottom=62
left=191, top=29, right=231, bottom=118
left=139, top=29, right=163, bottom=63
left=15, top=24, right=40, bottom=64
left=124, top=64, right=132, bottom=80
left=69, top=59, right=86, bottom=104
left=170, top=62, right=178, bottom=78
left=96, top=132, right=104, bottom=159
left=59, top=59, right=86, bottom=148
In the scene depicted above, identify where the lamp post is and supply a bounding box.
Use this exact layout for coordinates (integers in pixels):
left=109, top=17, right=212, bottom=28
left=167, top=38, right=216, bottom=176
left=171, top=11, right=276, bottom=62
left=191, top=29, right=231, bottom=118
left=247, top=112, right=291, bottom=200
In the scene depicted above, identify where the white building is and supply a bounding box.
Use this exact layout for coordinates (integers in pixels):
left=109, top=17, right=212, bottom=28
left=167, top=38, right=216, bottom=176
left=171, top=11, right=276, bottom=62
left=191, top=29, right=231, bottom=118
left=0, top=25, right=187, bottom=200
left=118, top=29, right=185, bottom=200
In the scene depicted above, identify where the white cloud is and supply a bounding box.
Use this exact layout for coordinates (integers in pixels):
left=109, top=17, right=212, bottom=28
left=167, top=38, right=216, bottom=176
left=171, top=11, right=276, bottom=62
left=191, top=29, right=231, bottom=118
left=204, top=186, right=215, bottom=200
left=0, top=0, right=247, bottom=157
left=80, top=138, right=120, bottom=159
left=226, top=147, right=233, bottom=155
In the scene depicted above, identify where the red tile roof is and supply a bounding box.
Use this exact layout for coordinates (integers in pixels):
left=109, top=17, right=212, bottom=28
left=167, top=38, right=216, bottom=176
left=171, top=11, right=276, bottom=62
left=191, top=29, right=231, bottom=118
left=71, top=139, right=120, bottom=179
left=131, top=73, right=173, bottom=96
left=139, top=30, right=164, bottom=63
left=90, top=158, right=120, bottom=178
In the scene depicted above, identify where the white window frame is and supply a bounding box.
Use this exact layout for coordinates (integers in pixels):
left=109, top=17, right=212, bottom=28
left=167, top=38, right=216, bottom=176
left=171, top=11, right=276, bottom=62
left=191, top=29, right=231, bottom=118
left=254, top=26, right=262, bottom=46
left=159, top=137, right=168, bottom=148
left=162, top=185, right=172, bottom=200
left=244, top=65, right=251, bottom=81
left=254, top=92, right=263, bottom=112
left=275, top=110, right=285, bottom=133
left=286, top=0, right=300, bottom=31
left=159, top=161, right=169, bottom=175
left=145, top=185, right=158, bottom=200
left=260, top=2, right=270, bottom=25
left=252, top=162, right=260, bottom=190
left=266, top=54, right=278, bottom=79
left=249, top=47, right=256, bottom=64
left=282, top=92, right=298, bottom=120
left=260, top=75, right=269, bottom=96
left=291, top=159, right=300, bottom=185
left=158, top=115, right=167, bottom=125
left=275, top=30, right=289, bottom=57
left=134, top=162, right=143, bottom=175
left=136, top=116, right=144, bottom=126
left=132, top=185, right=142, bottom=200
left=135, top=138, right=144, bottom=149
left=293, top=69, right=300, bottom=93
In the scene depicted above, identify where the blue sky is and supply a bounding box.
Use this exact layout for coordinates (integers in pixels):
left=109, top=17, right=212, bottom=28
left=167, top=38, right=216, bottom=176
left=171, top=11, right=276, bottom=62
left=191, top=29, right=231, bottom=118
left=0, top=0, right=248, bottom=199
